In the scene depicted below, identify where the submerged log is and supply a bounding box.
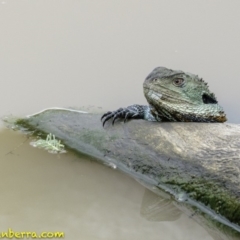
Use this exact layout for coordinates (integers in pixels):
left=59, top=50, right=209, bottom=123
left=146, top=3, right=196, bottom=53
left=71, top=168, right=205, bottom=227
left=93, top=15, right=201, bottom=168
left=15, top=108, right=240, bottom=232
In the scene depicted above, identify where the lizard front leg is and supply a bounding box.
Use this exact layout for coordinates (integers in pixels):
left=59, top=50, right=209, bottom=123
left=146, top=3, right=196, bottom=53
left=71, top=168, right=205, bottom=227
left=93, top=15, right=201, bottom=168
left=101, top=105, right=157, bottom=126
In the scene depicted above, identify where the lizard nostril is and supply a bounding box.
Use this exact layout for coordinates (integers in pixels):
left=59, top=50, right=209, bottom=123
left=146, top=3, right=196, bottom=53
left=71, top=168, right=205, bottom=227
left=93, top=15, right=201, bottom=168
left=202, top=93, right=218, bottom=104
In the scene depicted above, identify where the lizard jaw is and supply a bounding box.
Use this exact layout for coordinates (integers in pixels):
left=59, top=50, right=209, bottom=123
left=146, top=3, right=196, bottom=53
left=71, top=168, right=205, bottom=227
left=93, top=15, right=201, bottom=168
left=147, top=89, right=162, bottom=102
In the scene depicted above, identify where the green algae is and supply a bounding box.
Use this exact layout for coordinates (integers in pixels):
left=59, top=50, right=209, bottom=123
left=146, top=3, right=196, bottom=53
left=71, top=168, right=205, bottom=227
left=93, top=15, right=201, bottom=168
left=163, top=178, right=240, bottom=226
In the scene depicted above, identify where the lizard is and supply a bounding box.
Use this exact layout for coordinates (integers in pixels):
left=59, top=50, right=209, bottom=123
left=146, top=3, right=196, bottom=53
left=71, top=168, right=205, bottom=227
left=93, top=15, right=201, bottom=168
left=101, top=67, right=227, bottom=126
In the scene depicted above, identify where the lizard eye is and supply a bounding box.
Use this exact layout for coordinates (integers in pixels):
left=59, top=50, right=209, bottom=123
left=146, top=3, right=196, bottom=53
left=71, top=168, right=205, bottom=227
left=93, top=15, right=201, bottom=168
left=153, top=78, right=158, bottom=82
left=173, top=78, right=184, bottom=87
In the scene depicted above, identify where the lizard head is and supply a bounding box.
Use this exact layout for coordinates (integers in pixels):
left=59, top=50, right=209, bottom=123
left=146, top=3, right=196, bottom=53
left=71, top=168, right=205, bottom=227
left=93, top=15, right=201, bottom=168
left=143, top=67, right=227, bottom=122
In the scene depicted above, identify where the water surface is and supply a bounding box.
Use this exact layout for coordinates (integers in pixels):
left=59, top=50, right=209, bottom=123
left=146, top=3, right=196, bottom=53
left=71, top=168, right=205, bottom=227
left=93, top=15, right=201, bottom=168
left=0, top=128, right=213, bottom=239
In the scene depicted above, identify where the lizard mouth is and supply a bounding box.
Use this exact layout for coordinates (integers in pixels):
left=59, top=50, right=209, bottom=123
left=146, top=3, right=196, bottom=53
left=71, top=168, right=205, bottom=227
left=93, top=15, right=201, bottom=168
left=202, top=93, right=218, bottom=104
left=148, top=90, right=162, bottom=101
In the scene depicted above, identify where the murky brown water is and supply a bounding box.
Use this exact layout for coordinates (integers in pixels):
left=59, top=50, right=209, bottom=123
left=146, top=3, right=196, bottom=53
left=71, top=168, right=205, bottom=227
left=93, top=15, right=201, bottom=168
left=0, top=129, right=214, bottom=239
left=1, top=1, right=240, bottom=239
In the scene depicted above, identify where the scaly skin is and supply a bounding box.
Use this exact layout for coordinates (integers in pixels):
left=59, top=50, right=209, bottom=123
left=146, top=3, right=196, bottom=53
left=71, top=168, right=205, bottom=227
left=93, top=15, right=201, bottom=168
left=101, top=67, right=227, bottom=126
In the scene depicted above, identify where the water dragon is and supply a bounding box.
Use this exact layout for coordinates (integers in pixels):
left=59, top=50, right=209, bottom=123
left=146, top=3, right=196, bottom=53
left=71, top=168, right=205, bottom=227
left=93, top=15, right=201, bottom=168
left=101, top=67, right=227, bottom=125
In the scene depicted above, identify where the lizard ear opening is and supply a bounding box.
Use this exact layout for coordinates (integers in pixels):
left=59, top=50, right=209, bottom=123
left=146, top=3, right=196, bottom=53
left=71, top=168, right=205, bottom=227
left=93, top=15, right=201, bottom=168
left=202, top=93, right=218, bottom=104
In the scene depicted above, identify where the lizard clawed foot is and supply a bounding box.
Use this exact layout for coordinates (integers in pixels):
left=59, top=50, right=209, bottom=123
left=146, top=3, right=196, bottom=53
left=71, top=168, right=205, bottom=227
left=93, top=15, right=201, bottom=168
left=101, top=105, right=143, bottom=127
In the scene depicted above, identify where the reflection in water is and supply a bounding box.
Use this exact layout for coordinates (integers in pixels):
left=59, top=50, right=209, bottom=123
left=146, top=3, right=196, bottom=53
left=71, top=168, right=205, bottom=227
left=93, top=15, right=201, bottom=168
left=0, top=128, right=213, bottom=240
left=141, top=188, right=181, bottom=222
left=140, top=188, right=239, bottom=240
